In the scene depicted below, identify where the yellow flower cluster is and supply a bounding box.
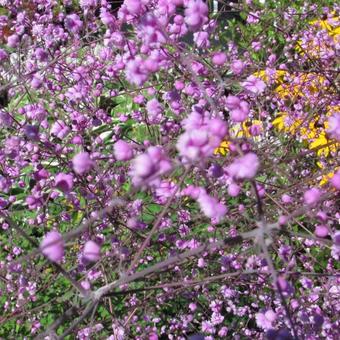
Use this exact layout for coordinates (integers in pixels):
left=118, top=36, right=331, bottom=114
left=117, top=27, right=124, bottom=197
left=272, top=107, right=339, bottom=158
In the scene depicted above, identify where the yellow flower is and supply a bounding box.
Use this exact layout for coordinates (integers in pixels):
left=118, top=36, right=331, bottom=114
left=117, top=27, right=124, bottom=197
left=309, top=14, right=339, bottom=36
left=319, top=165, right=339, bottom=186
left=309, top=18, right=333, bottom=32
left=308, top=132, right=337, bottom=157
left=253, top=70, right=268, bottom=82
left=253, top=70, right=287, bottom=85
left=275, top=70, right=287, bottom=84
left=272, top=113, right=302, bottom=134
left=319, top=171, right=335, bottom=186
left=272, top=113, right=286, bottom=131
left=214, top=140, right=230, bottom=156
left=274, top=73, right=327, bottom=99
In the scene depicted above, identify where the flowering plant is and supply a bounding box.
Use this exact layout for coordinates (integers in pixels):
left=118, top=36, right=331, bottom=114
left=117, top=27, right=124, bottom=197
left=0, top=0, right=339, bottom=339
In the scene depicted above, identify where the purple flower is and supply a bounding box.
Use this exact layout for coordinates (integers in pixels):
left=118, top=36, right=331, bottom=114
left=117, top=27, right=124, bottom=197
left=228, top=183, right=240, bottom=197
left=314, top=225, right=328, bottom=238
left=125, top=56, right=149, bottom=86
left=155, top=181, right=177, bottom=204
left=24, top=125, right=40, bottom=141
left=31, top=75, right=43, bottom=90
left=55, top=173, right=74, bottom=193
left=255, top=310, right=276, bottom=330
left=193, top=31, right=210, bottom=48
left=40, top=231, right=64, bottom=263
left=130, top=146, right=172, bottom=187
left=7, top=34, right=19, bottom=48
left=83, top=240, right=101, bottom=262
left=51, top=120, right=70, bottom=140
left=0, top=48, right=8, bottom=61
left=114, top=140, right=134, bottom=161
left=247, top=12, right=260, bottom=24
left=201, top=320, right=215, bottom=334
left=138, top=14, right=167, bottom=46
left=125, top=0, right=143, bottom=15
left=225, top=96, right=250, bottom=122
left=34, top=48, right=48, bottom=62
left=327, top=113, right=340, bottom=141
left=303, top=187, right=321, bottom=206
left=218, top=327, right=228, bottom=337
left=333, top=231, right=340, bottom=246
left=225, top=95, right=241, bottom=110
left=211, top=311, right=224, bottom=325
left=211, top=52, right=227, bottom=66
left=330, top=170, right=340, bottom=190
left=241, top=75, right=266, bottom=95
left=197, top=191, right=227, bottom=222
left=80, top=0, right=98, bottom=9
left=281, top=194, right=292, bottom=204
left=72, top=152, right=94, bottom=175
left=65, top=14, right=83, bottom=34
left=177, top=114, right=227, bottom=161
left=227, top=153, right=260, bottom=179
left=230, top=101, right=250, bottom=122
left=231, top=59, right=245, bottom=75
left=184, top=0, right=208, bottom=31
left=100, top=8, right=116, bottom=27
left=146, top=98, right=163, bottom=124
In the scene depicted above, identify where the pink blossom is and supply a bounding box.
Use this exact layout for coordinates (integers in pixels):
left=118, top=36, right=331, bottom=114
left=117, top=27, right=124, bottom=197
left=72, top=152, right=94, bottom=175
left=55, top=173, right=74, bottom=193
left=130, top=146, right=172, bottom=187
left=193, top=31, right=210, bottom=48
left=330, top=170, right=340, bottom=190
left=327, top=113, right=340, bottom=141
left=314, top=225, right=328, bottom=238
left=218, top=327, right=228, bottom=337
left=281, top=194, right=292, bottom=203
left=211, top=52, right=227, bottom=66
left=114, top=140, right=133, bottom=161
left=197, top=191, right=227, bottom=221
left=225, top=96, right=250, bottom=122
left=225, top=96, right=241, bottom=110
left=0, top=48, right=8, bottom=61
left=189, top=302, right=197, bottom=311
left=241, top=75, right=266, bottom=95
left=247, top=12, right=260, bottom=24
left=177, top=113, right=227, bottom=161
left=34, top=48, right=48, bottom=62
left=230, top=101, right=250, bottom=122
left=83, top=240, right=101, bottom=262
left=51, top=120, right=70, bottom=140
left=231, top=59, right=245, bottom=75
left=7, top=34, right=19, bottom=48
left=125, top=56, right=149, bottom=86
left=184, top=0, right=208, bottom=31
left=228, top=183, right=241, bottom=197
left=40, top=231, right=64, bottom=262
left=304, top=188, right=321, bottom=206
left=255, top=310, right=276, bottom=330
left=125, top=0, right=143, bottom=15
left=146, top=98, right=163, bottom=124
left=227, top=153, right=260, bottom=179
left=100, top=8, right=116, bottom=27
left=201, top=320, right=215, bottom=334
left=65, top=14, right=83, bottom=34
